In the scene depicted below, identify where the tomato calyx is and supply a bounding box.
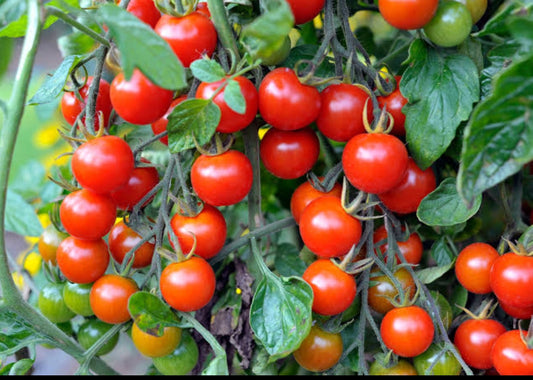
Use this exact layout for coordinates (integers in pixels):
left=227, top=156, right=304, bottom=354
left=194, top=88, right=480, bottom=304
left=194, top=132, right=235, bottom=156
left=374, top=68, right=397, bottom=97
left=505, top=238, right=532, bottom=257
left=363, top=95, right=394, bottom=134
left=155, top=0, right=197, bottom=17
left=456, top=299, right=498, bottom=321
left=341, top=177, right=382, bottom=220
left=338, top=244, right=374, bottom=274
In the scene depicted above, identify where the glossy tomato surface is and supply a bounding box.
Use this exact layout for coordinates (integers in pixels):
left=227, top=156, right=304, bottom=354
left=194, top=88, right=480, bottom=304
left=368, top=266, right=416, bottom=314
left=423, top=1, right=473, bottom=48
left=455, top=242, right=499, bottom=294
left=286, top=0, right=325, bottom=25
left=56, top=236, right=110, bottom=284
left=378, top=0, right=439, bottom=30
left=489, top=252, right=533, bottom=308
left=377, top=76, right=407, bottom=137
left=38, top=224, right=68, bottom=266
left=90, top=274, right=139, bottom=324
left=108, top=219, right=155, bottom=268
left=110, top=165, right=160, bottom=211
left=491, top=330, right=533, bottom=375
left=131, top=323, right=182, bottom=358
left=125, top=0, right=161, bottom=28
left=293, top=324, right=343, bottom=372
left=290, top=179, right=342, bottom=224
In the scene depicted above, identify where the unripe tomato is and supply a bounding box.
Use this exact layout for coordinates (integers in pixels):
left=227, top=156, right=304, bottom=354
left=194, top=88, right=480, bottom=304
left=448, top=0, right=488, bottom=23
left=38, top=282, right=77, bottom=323
left=77, top=318, right=119, bottom=356
left=56, top=236, right=110, bottom=284
left=152, top=330, right=199, bottom=375
left=131, top=323, right=182, bottom=358
left=63, top=281, right=94, bottom=317
left=90, top=274, right=139, bottom=324
left=369, top=358, right=418, bottom=375
left=423, top=1, right=473, bottom=48
left=413, top=343, right=462, bottom=375
left=368, top=266, right=416, bottom=315
left=293, top=324, right=343, bottom=372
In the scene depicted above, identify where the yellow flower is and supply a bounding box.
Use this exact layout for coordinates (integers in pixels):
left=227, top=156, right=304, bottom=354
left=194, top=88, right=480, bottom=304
left=23, top=252, right=42, bottom=276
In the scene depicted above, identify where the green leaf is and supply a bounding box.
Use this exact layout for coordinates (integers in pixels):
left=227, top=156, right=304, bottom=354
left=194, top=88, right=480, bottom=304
left=430, top=237, right=455, bottom=267
left=190, top=59, right=226, bottom=83
left=249, top=273, right=313, bottom=362
left=450, top=285, right=468, bottom=316
left=480, top=41, right=521, bottom=98
left=27, top=55, right=82, bottom=105
left=57, top=30, right=98, bottom=57
left=223, top=79, right=246, bottom=114
left=0, top=310, right=54, bottom=356
left=167, top=98, right=221, bottom=153
left=202, top=356, right=229, bottom=375
left=5, top=189, right=43, bottom=237
left=415, top=260, right=455, bottom=284
left=401, top=39, right=480, bottom=169
left=274, top=243, right=307, bottom=277
left=128, top=291, right=183, bottom=336
left=518, top=225, right=533, bottom=251
left=474, top=1, right=529, bottom=38
left=95, top=4, right=186, bottom=91
left=417, top=177, right=482, bottom=227
left=457, top=54, right=533, bottom=206
left=9, top=359, right=34, bottom=375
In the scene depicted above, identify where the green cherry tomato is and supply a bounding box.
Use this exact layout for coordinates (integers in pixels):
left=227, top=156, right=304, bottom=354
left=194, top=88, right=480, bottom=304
left=77, top=318, right=120, bottom=356
left=63, top=281, right=94, bottom=317
left=256, top=35, right=291, bottom=66
left=369, top=358, right=418, bottom=375
left=413, top=343, right=462, bottom=375
left=446, top=0, right=487, bottom=23
left=423, top=1, right=473, bottom=48
left=152, top=330, right=199, bottom=375
left=38, top=282, right=76, bottom=323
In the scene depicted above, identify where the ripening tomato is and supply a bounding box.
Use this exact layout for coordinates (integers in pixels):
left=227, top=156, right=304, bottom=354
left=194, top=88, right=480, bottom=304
left=258, top=67, right=321, bottom=131
left=302, top=258, right=356, bottom=316
left=377, top=76, right=407, bottom=137
left=491, top=330, right=533, bottom=375
left=368, top=266, right=416, bottom=315
left=378, top=0, right=439, bottom=30
left=56, top=236, right=110, bottom=284
left=108, top=220, right=155, bottom=268
left=259, top=126, right=320, bottom=179
left=413, top=343, right=462, bottom=375
left=380, top=305, right=435, bottom=358
left=160, top=256, right=216, bottom=312
left=110, top=69, right=174, bottom=125
left=299, top=195, right=362, bottom=258
left=316, top=83, right=373, bottom=142
left=372, top=225, right=423, bottom=265
left=290, top=178, right=342, bottom=224
left=293, top=324, right=343, bottom=372
left=154, top=12, right=217, bottom=68
left=378, top=157, right=436, bottom=214
left=191, top=150, right=253, bottom=207
left=151, top=96, right=187, bottom=146
left=455, top=242, right=499, bottom=294
left=489, top=252, right=533, bottom=308
left=61, top=76, right=113, bottom=130
left=152, top=330, right=199, bottom=375
left=90, top=274, right=139, bottom=324
left=448, top=0, right=488, bottom=23
left=286, top=0, right=325, bottom=25
left=71, top=135, right=134, bottom=194
left=38, top=224, right=69, bottom=266
left=169, top=203, right=227, bottom=260
left=131, top=323, right=182, bottom=358
left=454, top=318, right=507, bottom=370
left=110, top=164, right=160, bottom=211
left=342, top=132, right=409, bottom=194
left=124, top=0, right=161, bottom=28
left=195, top=76, right=259, bottom=134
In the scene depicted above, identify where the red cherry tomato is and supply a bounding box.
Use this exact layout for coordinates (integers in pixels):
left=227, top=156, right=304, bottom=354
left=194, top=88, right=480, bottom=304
left=110, top=69, right=174, bottom=125
left=380, top=305, right=435, bottom=358
left=498, top=298, right=533, bottom=320
left=302, top=258, right=356, bottom=316
left=316, top=83, right=373, bottom=142
left=299, top=195, right=362, bottom=258
left=293, top=324, right=343, bottom=372
left=259, top=126, right=320, bottom=180
left=342, top=132, right=409, bottom=194
left=285, top=0, right=325, bottom=25
left=290, top=179, right=342, bottom=224
left=489, top=252, right=533, bottom=308
left=195, top=76, right=258, bottom=134
left=491, top=330, right=533, bottom=375
left=454, top=242, right=499, bottom=294
left=191, top=150, right=253, bottom=207
left=59, top=189, right=117, bottom=240
left=154, top=12, right=217, bottom=68
left=453, top=318, right=506, bottom=370
left=377, top=76, right=408, bottom=137
left=196, top=2, right=211, bottom=18
left=108, top=220, right=155, bottom=268
left=372, top=225, right=423, bottom=265
left=71, top=135, right=134, bottom=194
left=56, top=236, right=110, bottom=284
left=169, top=203, right=227, bottom=260
left=258, top=67, right=321, bottom=131
left=61, top=76, right=113, bottom=130
left=110, top=165, right=160, bottom=211
left=378, top=157, right=436, bottom=214
left=151, top=96, right=187, bottom=145
left=124, top=0, right=161, bottom=28
left=90, top=274, right=139, bottom=324
left=378, top=0, right=439, bottom=30
left=160, top=256, right=216, bottom=312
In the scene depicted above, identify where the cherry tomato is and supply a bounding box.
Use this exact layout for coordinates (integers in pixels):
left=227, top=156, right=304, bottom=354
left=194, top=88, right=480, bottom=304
left=191, top=150, right=253, bottom=207
left=71, top=135, right=134, bottom=194
left=453, top=318, right=506, bottom=370
left=258, top=67, right=321, bottom=131
left=151, top=96, right=187, bottom=145
left=380, top=305, right=435, bottom=358
left=377, top=76, right=407, bottom=137
left=423, top=1, right=473, bottom=48
left=38, top=282, right=76, bottom=323
left=77, top=318, right=119, bottom=356
left=293, top=324, right=343, bottom=372
left=169, top=203, right=227, bottom=260
left=448, top=0, right=488, bottom=23
left=195, top=75, right=259, bottom=134
left=302, top=258, right=356, bottom=316
left=90, top=274, right=139, bottom=324
left=260, top=126, right=320, bottom=180
left=368, top=359, right=418, bottom=375
left=124, top=0, right=161, bottom=28
left=378, top=157, right=436, bottom=214
left=342, top=132, right=409, bottom=194
left=368, top=266, right=416, bottom=315
left=110, top=165, right=160, bottom=211
left=290, top=178, right=342, bottom=225
left=454, top=242, right=499, bottom=294
left=110, top=68, right=174, bottom=125
left=316, top=83, right=373, bottom=142
left=491, top=330, right=533, bottom=375
left=372, top=225, right=423, bottom=265
left=286, top=0, right=325, bottom=25
left=154, top=12, right=217, bottom=68
left=489, top=252, right=533, bottom=308
left=413, top=343, right=462, bottom=375
left=299, top=195, right=362, bottom=258
left=63, top=281, right=94, bottom=317
left=196, top=2, right=211, bottom=18
left=131, top=322, right=182, bottom=358
left=108, top=219, right=155, bottom=268
left=378, top=0, right=439, bottom=30
left=38, top=224, right=68, bottom=266
left=498, top=298, right=533, bottom=320
left=56, top=236, right=110, bottom=284
left=160, top=256, right=216, bottom=312
left=152, top=330, right=199, bottom=375
left=60, top=76, right=113, bottom=130
left=59, top=189, right=117, bottom=240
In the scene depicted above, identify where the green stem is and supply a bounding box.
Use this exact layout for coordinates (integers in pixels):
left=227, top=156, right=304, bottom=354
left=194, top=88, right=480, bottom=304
left=206, top=0, right=240, bottom=60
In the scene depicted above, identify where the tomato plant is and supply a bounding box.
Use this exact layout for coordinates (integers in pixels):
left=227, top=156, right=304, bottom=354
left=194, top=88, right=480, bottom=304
left=151, top=95, right=187, bottom=146
left=413, top=343, right=462, bottom=375
left=376, top=76, right=407, bottom=137
left=372, top=224, right=423, bottom=265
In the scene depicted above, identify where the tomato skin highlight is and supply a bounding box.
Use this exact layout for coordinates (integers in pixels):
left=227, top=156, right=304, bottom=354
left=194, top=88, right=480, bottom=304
left=491, top=330, right=533, bottom=375
left=125, top=0, right=161, bottom=28
left=378, top=0, right=439, bottom=30
left=56, top=236, right=110, bottom=284
left=489, top=252, right=533, bottom=308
